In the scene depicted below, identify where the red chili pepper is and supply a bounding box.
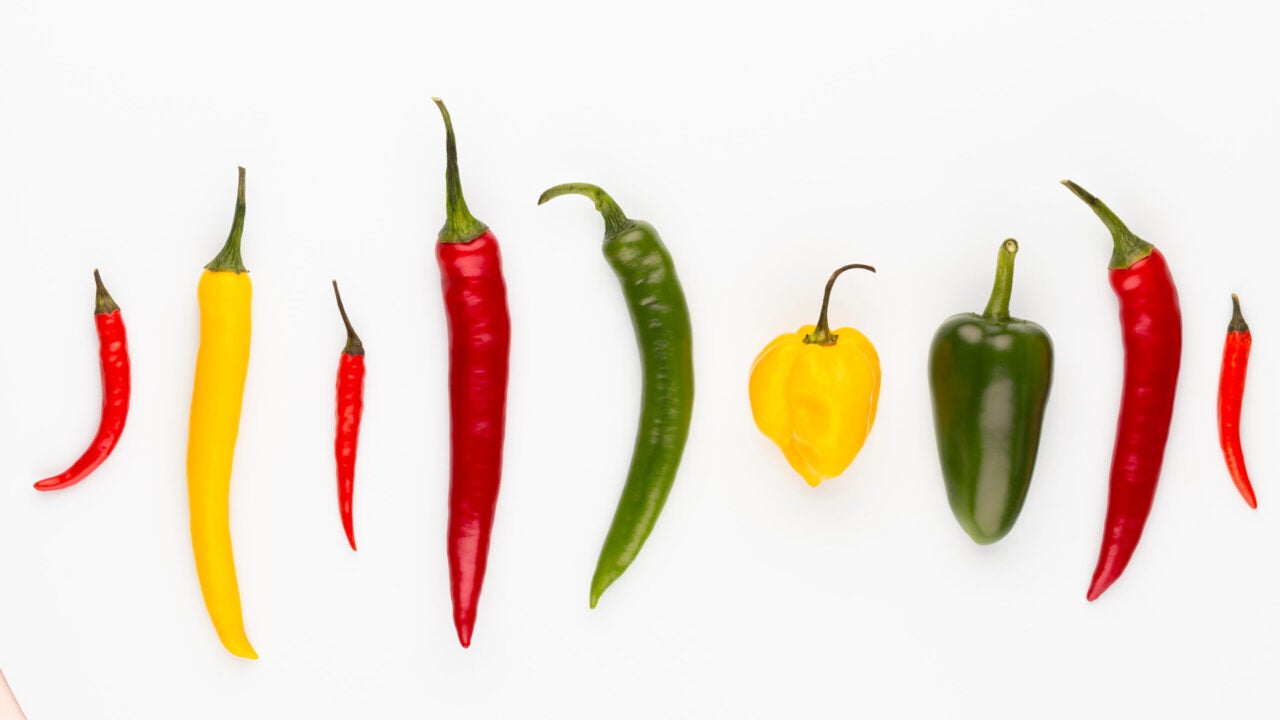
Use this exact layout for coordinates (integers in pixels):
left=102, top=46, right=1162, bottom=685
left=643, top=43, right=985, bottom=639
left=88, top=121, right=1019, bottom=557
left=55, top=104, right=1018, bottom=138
left=36, top=270, right=132, bottom=492
left=433, top=98, right=511, bottom=648
left=1218, top=293, right=1255, bottom=508
left=1064, top=181, right=1182, bottom=602
left=332, top=281, right=366, bottom=550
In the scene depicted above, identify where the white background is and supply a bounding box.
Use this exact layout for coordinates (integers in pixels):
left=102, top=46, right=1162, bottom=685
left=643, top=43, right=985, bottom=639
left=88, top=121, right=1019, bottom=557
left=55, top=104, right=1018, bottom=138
left=1, top=1, right=1278, bottom=717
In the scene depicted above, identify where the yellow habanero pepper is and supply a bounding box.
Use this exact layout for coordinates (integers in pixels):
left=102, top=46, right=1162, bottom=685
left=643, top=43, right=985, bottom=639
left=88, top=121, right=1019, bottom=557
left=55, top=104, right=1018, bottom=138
left=187, top=167, right=257, bottom=659
left=749, top=264, right=881, bottom=486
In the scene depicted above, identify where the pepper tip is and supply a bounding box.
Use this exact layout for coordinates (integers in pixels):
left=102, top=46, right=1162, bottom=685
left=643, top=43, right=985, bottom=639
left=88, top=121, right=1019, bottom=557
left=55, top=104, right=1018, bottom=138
left=1240, top=484, right=1258, bottom=509
left=588, top=576, right=609, bottom=609
left=228, top=643, right=259, bottom=660
left=1085, top=579, right=1108, bottom=603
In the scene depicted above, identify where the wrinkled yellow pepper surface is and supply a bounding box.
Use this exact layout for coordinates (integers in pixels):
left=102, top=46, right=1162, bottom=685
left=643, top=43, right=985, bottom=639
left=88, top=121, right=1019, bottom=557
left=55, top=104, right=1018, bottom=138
left=749, top=265, right=881, bottom=486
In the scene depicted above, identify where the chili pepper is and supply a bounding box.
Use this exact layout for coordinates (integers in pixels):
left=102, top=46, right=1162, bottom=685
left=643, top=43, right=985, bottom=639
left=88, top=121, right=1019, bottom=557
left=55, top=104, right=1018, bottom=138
left=537, top=182, right=694, bottom=609
left=333, top=281, right=366, bottom=550
left=1218, top=293, right=1256, bottom=508
left=35, top=270, right=131, bottom=492
left=1063, top=180, right=1182, bottom=602
left=749, top=265, right=880, bottom=486
left=928, top=239, right=1053, bottom=544
left=187, top=167, right=257, bottom=659
left=432, top=99, right=511, bottom=647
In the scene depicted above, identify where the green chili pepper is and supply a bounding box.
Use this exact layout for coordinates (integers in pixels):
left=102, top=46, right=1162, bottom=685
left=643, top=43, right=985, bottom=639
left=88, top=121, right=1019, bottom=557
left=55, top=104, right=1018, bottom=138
left=538, top=182, right=694, bottom=608
left=928, top=239, right=1053, bottom=544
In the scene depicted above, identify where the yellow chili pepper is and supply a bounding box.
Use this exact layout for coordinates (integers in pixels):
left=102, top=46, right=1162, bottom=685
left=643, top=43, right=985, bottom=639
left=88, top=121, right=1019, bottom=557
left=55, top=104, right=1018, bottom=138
left=187, top=167, right=257, bottom=659
left=749, top=264, right=881, bottom=486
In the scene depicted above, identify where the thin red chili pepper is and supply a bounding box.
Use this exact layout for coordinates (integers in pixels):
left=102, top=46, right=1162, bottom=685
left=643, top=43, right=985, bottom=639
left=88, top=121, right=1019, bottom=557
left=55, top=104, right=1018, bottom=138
left=333, top=281, right=366, bottom=550
left=1218, top=293, right=1255, bottom=508
left=1064, top=181, right=1182, bottom=602
left=35, top=270, right=131, bottom=492
left=433, top=98, right=511, bottom=648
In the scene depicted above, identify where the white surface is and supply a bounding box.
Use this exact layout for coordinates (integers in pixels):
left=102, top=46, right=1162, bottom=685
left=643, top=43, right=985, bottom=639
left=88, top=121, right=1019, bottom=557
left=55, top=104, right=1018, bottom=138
left=1, top=1, right=1277, bottom=717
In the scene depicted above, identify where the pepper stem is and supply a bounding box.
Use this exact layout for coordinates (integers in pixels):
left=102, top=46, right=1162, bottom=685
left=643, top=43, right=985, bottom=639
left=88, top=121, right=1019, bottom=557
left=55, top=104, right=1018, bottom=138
left=537, top=183, right=630, bottom=238
left=1061, top=180, right=1153, bottom=270
left=93, top=269, right=119, bottom=315
left=433, top=98, right=488, bottom=244
left=982, top=239, right=1019, bottom=321
left=1229, top=293, right=1249, bottom=333
left=803, top=264, right=876, bottom=346
left=332, top=280, right=364, bottom=356
left=205, top=167, right=248, bottom=273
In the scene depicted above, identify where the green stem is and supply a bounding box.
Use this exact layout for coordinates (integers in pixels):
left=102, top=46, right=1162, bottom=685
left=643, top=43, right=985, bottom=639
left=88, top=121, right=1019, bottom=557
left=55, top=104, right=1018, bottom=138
left=332, top=280, right=364, bottom=356
left=537, top=183, right=630, bottom=238
left=433, top=98, right=488, bottom=244
left=803, top=264, right=876, bottom=346
left=205, top=167, right=248, bottom=273
left=1229, top=293, right=1249, bottom=333
left=1061, top=180, right=1153, bottom=270
left=982, top=238, right=1019, bottom=321
left=93, top=268, right=119, bottom=315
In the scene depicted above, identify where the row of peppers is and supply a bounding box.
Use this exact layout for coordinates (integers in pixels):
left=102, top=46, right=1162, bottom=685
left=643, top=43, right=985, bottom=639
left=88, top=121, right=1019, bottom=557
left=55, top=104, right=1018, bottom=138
left=749, top=179, right=1255, bottom=603
left=36, top=100, right=693, bottom=658
left=35, top=101, right=1254, bottom=659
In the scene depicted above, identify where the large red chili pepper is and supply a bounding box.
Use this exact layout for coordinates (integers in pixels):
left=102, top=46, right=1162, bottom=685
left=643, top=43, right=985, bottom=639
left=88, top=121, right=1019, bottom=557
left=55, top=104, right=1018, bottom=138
left=36, top=270, right=131, bottom=492
left=1218, top=294, right=1255, bottom=508
left=1064, top=181, right=1182, bottom=602
left=332, top=281, right=366, bottom=550
left=433, top=98, right=511, bottom=648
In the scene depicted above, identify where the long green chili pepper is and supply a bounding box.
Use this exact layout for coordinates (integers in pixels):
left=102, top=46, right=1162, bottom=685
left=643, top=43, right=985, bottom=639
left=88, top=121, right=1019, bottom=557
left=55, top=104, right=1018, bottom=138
left=538, top=182, right=695, bottom=608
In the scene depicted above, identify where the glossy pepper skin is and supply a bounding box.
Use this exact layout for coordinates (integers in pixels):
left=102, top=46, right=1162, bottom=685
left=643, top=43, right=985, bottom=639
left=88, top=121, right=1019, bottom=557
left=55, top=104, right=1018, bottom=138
left=749, top=265, right=880, bottom=486
left=537, top=183, right=694, bottom=609
left=332, top=281, right=366, bottom=550
left=1064, top=180, right=1182, bottom=602
left=433, top=99, right=511, bottom=647
left=187, top=167, right=257, bottom=659
left=36, top=270, right=131, bottom=492
left=1217, top=294, right=1255, bottom=508
left=929, top=239, right=1053, bottom=544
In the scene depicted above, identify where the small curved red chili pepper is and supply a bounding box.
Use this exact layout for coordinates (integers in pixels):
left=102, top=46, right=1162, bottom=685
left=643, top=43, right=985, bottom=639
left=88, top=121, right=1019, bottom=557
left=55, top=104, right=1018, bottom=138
left=1218, top=293, right=1255, bottom=508
left=333, top=281, right=366, bottom=550
left=433, top=98, right=511, bottom=648
left=1063, top=181, right=1182, bottom=602
left=36, top=270, right=131, bottom=492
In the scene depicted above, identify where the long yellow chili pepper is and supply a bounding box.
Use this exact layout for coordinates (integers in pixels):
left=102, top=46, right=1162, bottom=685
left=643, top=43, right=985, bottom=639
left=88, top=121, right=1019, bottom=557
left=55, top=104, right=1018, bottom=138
left=187, top=167, right=257, bottom=659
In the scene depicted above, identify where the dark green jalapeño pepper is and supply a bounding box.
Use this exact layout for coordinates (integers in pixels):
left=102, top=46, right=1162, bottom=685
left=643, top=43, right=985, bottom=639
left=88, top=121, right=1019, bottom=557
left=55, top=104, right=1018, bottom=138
left=928, top=239, right=1053, bottom=544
